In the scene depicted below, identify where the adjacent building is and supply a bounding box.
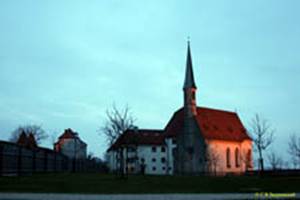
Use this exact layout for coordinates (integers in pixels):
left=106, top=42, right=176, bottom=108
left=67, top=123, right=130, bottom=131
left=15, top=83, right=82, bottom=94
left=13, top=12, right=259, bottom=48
left=16, top=131, right=38, bottom=149
left=107, top=42, right=253, bottom=175
left=54, top=128, right=87, bottom=159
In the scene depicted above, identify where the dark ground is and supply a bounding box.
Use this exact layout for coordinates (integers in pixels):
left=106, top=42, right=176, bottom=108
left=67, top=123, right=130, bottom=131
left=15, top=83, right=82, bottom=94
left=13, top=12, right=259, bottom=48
left=0, top=173, right=299, bottom=194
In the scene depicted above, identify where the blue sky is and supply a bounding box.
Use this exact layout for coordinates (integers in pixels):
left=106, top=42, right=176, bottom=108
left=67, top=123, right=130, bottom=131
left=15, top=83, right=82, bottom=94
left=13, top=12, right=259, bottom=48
left=0, top=1, right=299, bottom=164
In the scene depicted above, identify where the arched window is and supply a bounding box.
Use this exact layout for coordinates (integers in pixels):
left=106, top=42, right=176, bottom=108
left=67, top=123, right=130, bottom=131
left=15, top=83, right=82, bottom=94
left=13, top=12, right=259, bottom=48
left=235, top=148, right=240, bottom=167
left=246, top=149, right=252, bottom=169
left=226, top=148, right=231, bottom=168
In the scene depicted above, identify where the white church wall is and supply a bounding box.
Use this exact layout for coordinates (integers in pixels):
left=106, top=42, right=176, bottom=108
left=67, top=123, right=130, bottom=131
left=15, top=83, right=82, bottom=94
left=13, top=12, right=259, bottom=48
left=206, top=139, right=253, bottom=175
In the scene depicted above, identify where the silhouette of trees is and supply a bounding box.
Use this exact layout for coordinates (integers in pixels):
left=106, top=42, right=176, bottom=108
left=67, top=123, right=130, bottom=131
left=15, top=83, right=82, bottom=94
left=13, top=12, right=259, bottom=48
left=100, top=105, right=135, bottom=146
left=267, top=151, right=283, bottom=170
left=249, top=114, right=275, bottom=173
left=240, top=149, right=253, bottom=172
left=99, top=104, right=135, bottom=178
left=10, top=124, right=48, bottom=145
left=206, top=146, right=220, bottom=176
left=288, top=133, right=300, bottom=169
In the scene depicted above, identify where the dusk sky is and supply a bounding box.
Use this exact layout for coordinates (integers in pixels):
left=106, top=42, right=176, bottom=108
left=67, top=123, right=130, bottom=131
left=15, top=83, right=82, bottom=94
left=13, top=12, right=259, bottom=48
left=0, top=1, right=299, bottom=163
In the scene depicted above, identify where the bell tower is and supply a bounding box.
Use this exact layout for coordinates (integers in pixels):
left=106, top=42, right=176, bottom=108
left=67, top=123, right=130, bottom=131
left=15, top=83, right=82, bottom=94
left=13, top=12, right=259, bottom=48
left=175, top=41, right=206, bottom=175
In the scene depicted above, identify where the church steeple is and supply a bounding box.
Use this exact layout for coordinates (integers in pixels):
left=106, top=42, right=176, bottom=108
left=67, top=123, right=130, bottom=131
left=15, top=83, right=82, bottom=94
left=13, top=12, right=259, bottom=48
left=183, top=41, right=197, bottom=89
left=183, top=41, right=197, bottom=116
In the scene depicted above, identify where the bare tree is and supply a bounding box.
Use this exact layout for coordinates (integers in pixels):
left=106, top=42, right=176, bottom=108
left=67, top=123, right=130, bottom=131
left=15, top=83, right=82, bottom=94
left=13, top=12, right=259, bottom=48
left=99, top=104, right=135, bottom=178
left=267, top=151, right=283, bottom=170
left=240, top=149, right=253, bottom=172
left=288, top=133, right=300, bottom=169
left=205, top=145, right=220, bottom=176
left=249, top=114, right=275, bottom=173
left=10, top=124, right=48, bottom=145
left=100, top=105, right=135, bottom=146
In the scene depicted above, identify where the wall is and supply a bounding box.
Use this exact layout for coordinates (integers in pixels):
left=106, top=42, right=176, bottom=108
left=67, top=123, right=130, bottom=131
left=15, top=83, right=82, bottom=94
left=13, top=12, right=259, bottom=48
left=0, top=140, right=96, bottom=176
left=56, top=138, right=87, bottom=159
left=206, top=139, right=253, bottom=175
left=107, top=144, right=169, bottom=175
left=165, top=138, right=176, bottom=175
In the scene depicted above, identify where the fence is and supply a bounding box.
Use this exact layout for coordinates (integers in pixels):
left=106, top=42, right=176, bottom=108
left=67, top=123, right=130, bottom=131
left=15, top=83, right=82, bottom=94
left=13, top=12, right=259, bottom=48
left=245, top=169, right=300, bottom=177
left=0, top=140, right=101, bottom=176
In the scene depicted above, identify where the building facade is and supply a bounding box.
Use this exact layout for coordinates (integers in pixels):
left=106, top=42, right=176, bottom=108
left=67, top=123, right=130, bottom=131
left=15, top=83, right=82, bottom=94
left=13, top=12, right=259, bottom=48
left=54, top=128, right=87, bottom=159
left=106, top=43, right=253, bottom=175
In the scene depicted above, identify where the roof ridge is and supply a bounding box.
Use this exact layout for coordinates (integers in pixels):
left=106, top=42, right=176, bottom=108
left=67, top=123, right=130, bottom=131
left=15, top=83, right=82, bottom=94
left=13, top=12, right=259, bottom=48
left=171, top=106, right=236, bottom=115
left=197, top=106, right=237, bottom=115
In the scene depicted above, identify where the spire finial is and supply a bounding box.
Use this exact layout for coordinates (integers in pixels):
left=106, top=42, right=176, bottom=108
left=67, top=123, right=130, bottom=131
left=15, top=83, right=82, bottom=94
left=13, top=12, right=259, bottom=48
left=187, top=36, right=190, bottom=45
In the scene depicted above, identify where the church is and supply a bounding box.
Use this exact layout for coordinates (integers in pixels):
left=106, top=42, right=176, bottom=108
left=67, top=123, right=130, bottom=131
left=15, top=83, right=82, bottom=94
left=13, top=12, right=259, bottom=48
left=106, top=43, right=253, bottom=175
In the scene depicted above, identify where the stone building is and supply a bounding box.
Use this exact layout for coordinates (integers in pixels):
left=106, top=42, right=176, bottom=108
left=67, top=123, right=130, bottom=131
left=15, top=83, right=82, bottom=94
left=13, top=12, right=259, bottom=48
left=54, top=128, right=87, bottom=159
left=106, top=43, right=253, bottom=175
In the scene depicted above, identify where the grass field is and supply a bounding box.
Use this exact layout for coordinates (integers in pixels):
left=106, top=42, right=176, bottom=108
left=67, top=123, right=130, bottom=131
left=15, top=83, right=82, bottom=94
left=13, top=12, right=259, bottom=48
left=0, top=173, right=299, bottom=194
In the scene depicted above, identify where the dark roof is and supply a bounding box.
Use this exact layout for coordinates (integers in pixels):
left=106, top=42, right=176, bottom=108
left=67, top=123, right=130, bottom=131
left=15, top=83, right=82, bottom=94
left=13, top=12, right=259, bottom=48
left=17, top=131, right=28, bottom=146
left=56, top=128, right=87, bottom=146
left=16, top=131, right=38, bottom=149
left=108, top=129, right=165, bottom=151
left=58, top=128, right=79, bottom=139
left=183, top=41, right=197, bottom=89
left=28, top=133, right=37, bottom=148
left=165, top=107, right=252, bottom=142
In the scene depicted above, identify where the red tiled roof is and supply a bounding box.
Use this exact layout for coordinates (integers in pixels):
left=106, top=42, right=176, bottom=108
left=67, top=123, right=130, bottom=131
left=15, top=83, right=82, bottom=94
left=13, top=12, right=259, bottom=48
left=165, top=107, right=252, bottom=142
left=17, top=132, right=28, bottom=146
left=59, top=128, right=79, bottom=139
left=27, top=133, right=38, bottom=148
left=16, top=132, right=38, bottom=149
left=108, top=129, right=165, bottom=151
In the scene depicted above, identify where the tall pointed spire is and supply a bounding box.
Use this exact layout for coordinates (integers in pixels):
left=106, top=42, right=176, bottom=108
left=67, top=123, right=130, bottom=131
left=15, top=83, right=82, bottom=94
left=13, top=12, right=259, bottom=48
left=183, top=41, right=197, bottom=89
left=183, top=40, right=197, bottom=116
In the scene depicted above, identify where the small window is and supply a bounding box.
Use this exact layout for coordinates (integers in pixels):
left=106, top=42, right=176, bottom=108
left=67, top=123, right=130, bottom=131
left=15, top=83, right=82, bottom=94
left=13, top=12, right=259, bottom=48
left=168, top=167, right=172, bottom=170
left=192, top=91, right=195, bottom=100
left=172, top=138, right=176, bottom=145
left=141, top=158, right=145, bottom=163
left=162, top=167, right=166, bottom=170
left=152, top=158, right=156, bottom=162
left=161, top=147, right=166, bottom=152
left=161, top=157, right=166, bottom=163
left=152, top=146, right=156, bottom=152
left=152, top=166, right=156, bottom=171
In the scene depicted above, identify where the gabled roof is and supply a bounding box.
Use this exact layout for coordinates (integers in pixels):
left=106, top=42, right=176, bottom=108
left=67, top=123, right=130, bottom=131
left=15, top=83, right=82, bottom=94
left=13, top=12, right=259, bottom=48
left=165, top=107, right=252, bottom=142
left=58, top=128, right=79, bottom=139
left=17, top=131, right=28, bottom=146
left=16, top=131, right=38, bottom=149
left=108, top=129, right=165, bottom=151
left=56, top=128, right=87, bottom=146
